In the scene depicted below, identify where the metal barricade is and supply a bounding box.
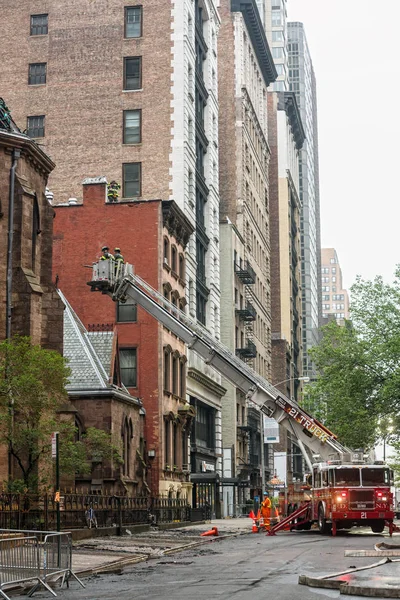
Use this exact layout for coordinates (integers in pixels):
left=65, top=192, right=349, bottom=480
left=0, top=535, right=55, bottom=600
left=0, top=530, right=85, bottom=598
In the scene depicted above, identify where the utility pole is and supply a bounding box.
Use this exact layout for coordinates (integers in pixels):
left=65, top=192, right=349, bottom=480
left=260, top=411, right=265, bottom=495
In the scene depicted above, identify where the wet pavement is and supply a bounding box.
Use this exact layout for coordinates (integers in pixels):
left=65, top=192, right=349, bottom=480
left=72, top=518, right=251, bottom=575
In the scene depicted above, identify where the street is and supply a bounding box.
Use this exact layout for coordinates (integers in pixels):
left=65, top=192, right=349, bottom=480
left=35, top=527, right=400, bottom=600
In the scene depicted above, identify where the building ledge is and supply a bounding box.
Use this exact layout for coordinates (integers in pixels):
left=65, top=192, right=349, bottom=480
left=231, top=0, right=277, bottom=86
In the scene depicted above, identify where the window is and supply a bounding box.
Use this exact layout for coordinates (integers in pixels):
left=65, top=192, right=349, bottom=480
left=123, top=162, right=141, bottom=197
left=179, top=253, right=185, bottom=279
left=119, top=348, right=137, bottom=387
left=32, top=195, right=40, bottom=271
left=121, top=417, right=133, bottom=476
left=330, top=258, right=336, bottom=264
left=117, top=300, right=137, bottom=322
left=271, top=10, right=282, bottom=26
left=124, top=57, right=142, bottom=90
left=30, top=14, right=48, bottom=35
left=179, top=359, right=186, bottom=398
left=171, top=245, right=177, bottom=272
left=28, top=63, right=46, bottom=85
left=123, top=109, right=141, bottom=143
left=332, top=276, right=336, bottom=283
left=272, top=47, right=283, bottom=59
left=172, top=354, right=178, bottom=395
left=125, top=6, right=142, bottom=38
left=27, top=115, right=45, bottom=138
left=272, top=31, right=283, bottom=42
left=194, top=403, right=214, bottom=449
left=331, top=267, right=336, bottom=274
left=196, top=291, right=207, bottom=325
left=164, top=348, right=171, bottom=391
left=163, top=237, right=170, bottom=265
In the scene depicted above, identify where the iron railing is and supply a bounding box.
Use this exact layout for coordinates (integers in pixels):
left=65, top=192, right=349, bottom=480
left=0, top=493, right=193, bottom=531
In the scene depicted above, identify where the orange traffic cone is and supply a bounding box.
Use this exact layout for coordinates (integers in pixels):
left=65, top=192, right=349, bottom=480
left=252, top=524, right=259, bottom=533
left=200, top=526, right=219, bottom=537
left=249, top=510, right=255, bottom=520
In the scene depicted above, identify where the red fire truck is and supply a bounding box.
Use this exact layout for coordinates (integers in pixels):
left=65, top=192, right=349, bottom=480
left=88, top=261, right=396, bottom=536
left=305, top=459, right=394, bottom=535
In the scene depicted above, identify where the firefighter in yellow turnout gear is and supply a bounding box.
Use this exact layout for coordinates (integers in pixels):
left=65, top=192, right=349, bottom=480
left=260, top=491, right=271, bottom=531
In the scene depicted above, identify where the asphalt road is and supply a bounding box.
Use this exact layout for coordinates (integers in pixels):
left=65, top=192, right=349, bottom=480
left=36, top=529, right=400, bottom=600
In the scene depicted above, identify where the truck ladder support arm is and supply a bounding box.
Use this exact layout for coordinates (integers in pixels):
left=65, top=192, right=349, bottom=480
left=88, top=262, right=350, bottom=463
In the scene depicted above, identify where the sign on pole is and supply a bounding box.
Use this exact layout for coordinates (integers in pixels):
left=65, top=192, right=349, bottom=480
left=51, top=432, right=58, bottom=459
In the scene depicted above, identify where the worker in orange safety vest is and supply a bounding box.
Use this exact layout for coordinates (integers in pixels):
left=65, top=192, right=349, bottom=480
left=260, top=491, right=271, bottom=531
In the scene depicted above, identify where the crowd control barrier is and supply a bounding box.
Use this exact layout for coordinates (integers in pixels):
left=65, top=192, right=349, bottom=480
left=0, top=530, right=84, bottom=599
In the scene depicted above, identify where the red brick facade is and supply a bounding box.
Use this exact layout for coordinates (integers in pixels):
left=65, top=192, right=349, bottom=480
left=53, top=180, right=193, bottom=497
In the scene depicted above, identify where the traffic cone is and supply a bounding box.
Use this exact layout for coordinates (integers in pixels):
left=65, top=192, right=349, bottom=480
left=252, top=523, right=259, bottom=533
left=200, top=526, right=219, bottom=537
left=249, top=510, right=255, bottom=520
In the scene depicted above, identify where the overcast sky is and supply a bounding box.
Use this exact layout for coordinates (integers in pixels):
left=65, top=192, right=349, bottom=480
left=287, top=0, right=400, bottom=290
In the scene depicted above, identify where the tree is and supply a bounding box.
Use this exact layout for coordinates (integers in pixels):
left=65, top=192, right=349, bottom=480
left=303, top=269, right=400, bottom=451
left=0, top=337, right=122, bottom=492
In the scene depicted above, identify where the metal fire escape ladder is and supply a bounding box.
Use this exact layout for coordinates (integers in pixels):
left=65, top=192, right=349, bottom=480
left=89, top=262, right=349, bottom=465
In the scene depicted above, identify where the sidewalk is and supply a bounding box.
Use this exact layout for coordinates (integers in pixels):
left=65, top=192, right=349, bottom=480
left=72, top=518, right=252, bottom=576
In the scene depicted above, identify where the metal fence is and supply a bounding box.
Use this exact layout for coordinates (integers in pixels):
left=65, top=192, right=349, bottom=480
left=0, top=494, right=194, bottom=531
left=0, top=530, right=84, bottom=599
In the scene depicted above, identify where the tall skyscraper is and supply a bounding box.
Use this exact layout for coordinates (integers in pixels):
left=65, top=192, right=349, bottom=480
left=264, top=0, right=289, bottom=92
left=287, top=22, right=322, bottom=379
left=321, top=248, right=350, bottom=324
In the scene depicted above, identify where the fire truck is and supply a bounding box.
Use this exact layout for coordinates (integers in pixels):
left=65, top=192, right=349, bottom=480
left=88, top=261, right=395, bottom=535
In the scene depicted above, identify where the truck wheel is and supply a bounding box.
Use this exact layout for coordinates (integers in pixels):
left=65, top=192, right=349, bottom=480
left=318, top=504, right=328, bottom=534
left=371, top=521, right=385, bottom=534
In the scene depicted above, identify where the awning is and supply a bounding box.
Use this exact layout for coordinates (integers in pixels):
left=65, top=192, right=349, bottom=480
left=190, top=472, right=219, bottom=483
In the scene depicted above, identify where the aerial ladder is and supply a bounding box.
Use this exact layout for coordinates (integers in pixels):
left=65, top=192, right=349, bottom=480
left=88, top=260, right=350, bottom=471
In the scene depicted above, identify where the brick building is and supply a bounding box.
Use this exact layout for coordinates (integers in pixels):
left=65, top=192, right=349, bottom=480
left=61, top=291, right=145, bottom=495
left=268, top=90, right=306, bottom=483
left=218, top=0, right=277, bottom=513
left=53, top=178, right=194, bottom=499
left=0, top=98, right=64, bottom=483
left=1, top=0, right=225, bottom=514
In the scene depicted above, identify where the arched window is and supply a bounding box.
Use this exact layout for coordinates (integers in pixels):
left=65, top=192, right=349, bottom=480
left=179, top=253, right=185, bottom=280
left=171, top=245, right=177, bottom=273
left=32, top=195, right=40, bottom=271
left=172, top=352, right=179, bottom=395
left=163, top=237, right=170, bottom=266
left=163, top=282, right=172, bottom=303
left=122, top=417, right=133, bottom=477
left=164, top=346, right=171, bottom=392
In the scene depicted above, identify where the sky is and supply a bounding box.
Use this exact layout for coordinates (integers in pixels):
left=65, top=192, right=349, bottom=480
left=287, top=0, right=400, bottom=290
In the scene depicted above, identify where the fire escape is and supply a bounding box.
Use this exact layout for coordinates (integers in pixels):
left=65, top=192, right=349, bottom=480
left=234, top=259, right=257, bottom=364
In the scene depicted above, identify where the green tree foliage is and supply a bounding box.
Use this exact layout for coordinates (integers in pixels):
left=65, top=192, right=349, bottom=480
left=303, top=270, right=400, bottom=451
left=0, top=337, right=122, bottom=492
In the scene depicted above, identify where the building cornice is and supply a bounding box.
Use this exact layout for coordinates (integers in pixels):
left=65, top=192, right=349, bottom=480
left=0, top=130, right=55, bottom=176
left=67, top=388, right=142, bottom=406
left=231, top=0, right=277, bottom=87
left=162, top=200, right=195, bottom=249
left=188, top=367, right=227, bottom=398
left=277, top=92, right=305, bottom=150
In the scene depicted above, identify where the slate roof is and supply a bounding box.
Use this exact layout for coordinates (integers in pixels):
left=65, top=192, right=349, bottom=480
left=60, top=290, right=111, bottom=390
